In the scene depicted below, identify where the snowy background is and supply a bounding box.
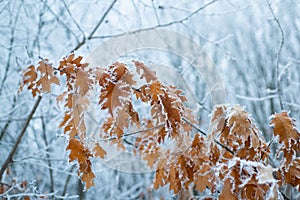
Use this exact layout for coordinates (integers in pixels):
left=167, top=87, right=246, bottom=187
left=0, top=0, right=300, bottom=199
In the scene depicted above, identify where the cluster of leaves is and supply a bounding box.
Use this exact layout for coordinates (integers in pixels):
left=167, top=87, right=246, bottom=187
left=20, top=54, right=299, bottom=199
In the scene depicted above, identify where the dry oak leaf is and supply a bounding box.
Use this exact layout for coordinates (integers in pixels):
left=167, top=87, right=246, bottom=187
left=67, top=139, right=95, bottom=189
left=176, top=154, right=194, bottom=189
left=80, top=162, right=95, bottom=189
left=219, top=178, right=238, bottom=200
left=93, top=143, right=107, bottom=159
left=143, top=151, right=160, bottom=168
left=75, top=68, right=92, bottom=95
left=215, top=105, right=266, bottom=156
left=154, top=167, right=167, bottom=189
left=59, top=95, right=88, bottom=138
left=22, top=65, right=37, bottom=85
left=21, top=65, right=40, bottom=96
left=168, top=164, right=182, bottom=194
left=236, top=136, right=267, bottom=161
left=240, top=176, right=270, bottom=200
left=67, top=138, right=91, bottom=163
left=59, top=54, right=88, bottom=71
left=133, top=60, right=157, bottom=83
left=136, top=80, right=189, bottom=139
left=277, top=158, right=300, bottom=190
left=36, top=61, right=60, bottom=92
left=209, top=105, right=227, bottom=137
left=227, top=105, right=261, bottom=147
left=270, top=111, right=299, bottom=147
left=98, top=63, right=136, bottom=115
left=194, top=164, right=216, bottom=193
left=136, top=80, right=164, bottom=103
left=114, top=101, right=140, bottom=130
left=160, top=92, right=182, bottom=137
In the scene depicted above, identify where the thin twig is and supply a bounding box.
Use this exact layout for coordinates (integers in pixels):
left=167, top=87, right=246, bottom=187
left=91, top=0, right=218, bottom=40
left=0, top=115, right=56, bottom=123
left=41, top=116, right=55, bottom=193
left=61, top=0, right=85, bottom=39
left=73, top=0, right=118, bottom=51
left=182, top=118, right=234, bottom=155
left=62, top=164, right=76, bottom=197
left=266, top=0, right=285, bottom=111
left=151, top=0, right=160, bottom=25
left=0, top=3, right=22, bottom=96
left=44, top=4, right=80, bottom=44
left=98, top=124, right=165, bottom=141
left=0, top=95, right=16, bottom=140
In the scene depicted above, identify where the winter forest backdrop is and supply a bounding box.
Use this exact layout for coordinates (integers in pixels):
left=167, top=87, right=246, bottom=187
left=0, top=0, right=300, bottom=199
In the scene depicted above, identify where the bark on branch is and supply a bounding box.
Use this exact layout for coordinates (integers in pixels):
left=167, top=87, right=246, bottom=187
left=0, top=96, right=42, bottom=181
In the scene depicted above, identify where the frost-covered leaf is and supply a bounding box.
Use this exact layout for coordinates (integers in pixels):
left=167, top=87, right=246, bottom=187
left=93, top=143, right=106, bottom=159
left=21, top=60, right=60, bottom=96
left=36, top=60, right=60, bottom=92
left=210, top=105, right=267, bottom=161
left=257, top=165, right=275, bottom=184
left=67, top=139, right=95, bottom=189
left=75, top=68, right=92, bottom=95
left=270, top=111, right=299, bottom=149
left=133, top=61, right=157, bottom=83
left=219, top=179, right=238, bottom=200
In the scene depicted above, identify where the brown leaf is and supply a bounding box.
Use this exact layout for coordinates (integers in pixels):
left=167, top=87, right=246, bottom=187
left=75, top=68, right=92, bottom=95
left=277, top=158, right=300, bottom=189
left=270, top=111, right=299, bottom=147
left=93, top=143, right=106, bottom=159
left=22, top=65, right=37, bottom=85
left=154, top=167, right=167, bottom=189
left=133, top=60, right=157, bottom=82
left=194, top=165, right=212, bottom=192
left=219, top=179, right=238, bottom=200
left=36, top=61, right=60, bottom=92
left=143, top=151, right=160, bottom=168
left=240, top=176, right=269, bottom=200
left=66, top=139, right=95, bottom=189
left=168, top=165, right=181, bottom=194
left=67, top=139, right=90, bottom=163
left=98, top=63, right=136, bottom=115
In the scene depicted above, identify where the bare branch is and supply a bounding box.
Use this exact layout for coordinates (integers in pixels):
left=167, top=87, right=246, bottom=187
left=90, top=0, right=218, bottom=40
left=98, top=124, right=165, bottom=141
left=73, top=0, right=118, bottom=51
left=0, top=96, right=42, bottom=181
left=266, top=0, right=285, bottom=111
left=62, top=164, right=76, bottom=197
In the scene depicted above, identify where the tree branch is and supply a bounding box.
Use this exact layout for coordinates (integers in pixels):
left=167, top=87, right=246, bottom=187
left=73, top=0, right=118, bottom=51
left=266, top=0, right=285, bottom=111
left=0, top=95, right=42, bottom=181
left=61, top=164, right=76, bottom=197
left=98, top=124, right=165, bottom=141
left=41, top=116, right=55, bottom=193
left=91, top=0, right=218, bottom=40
